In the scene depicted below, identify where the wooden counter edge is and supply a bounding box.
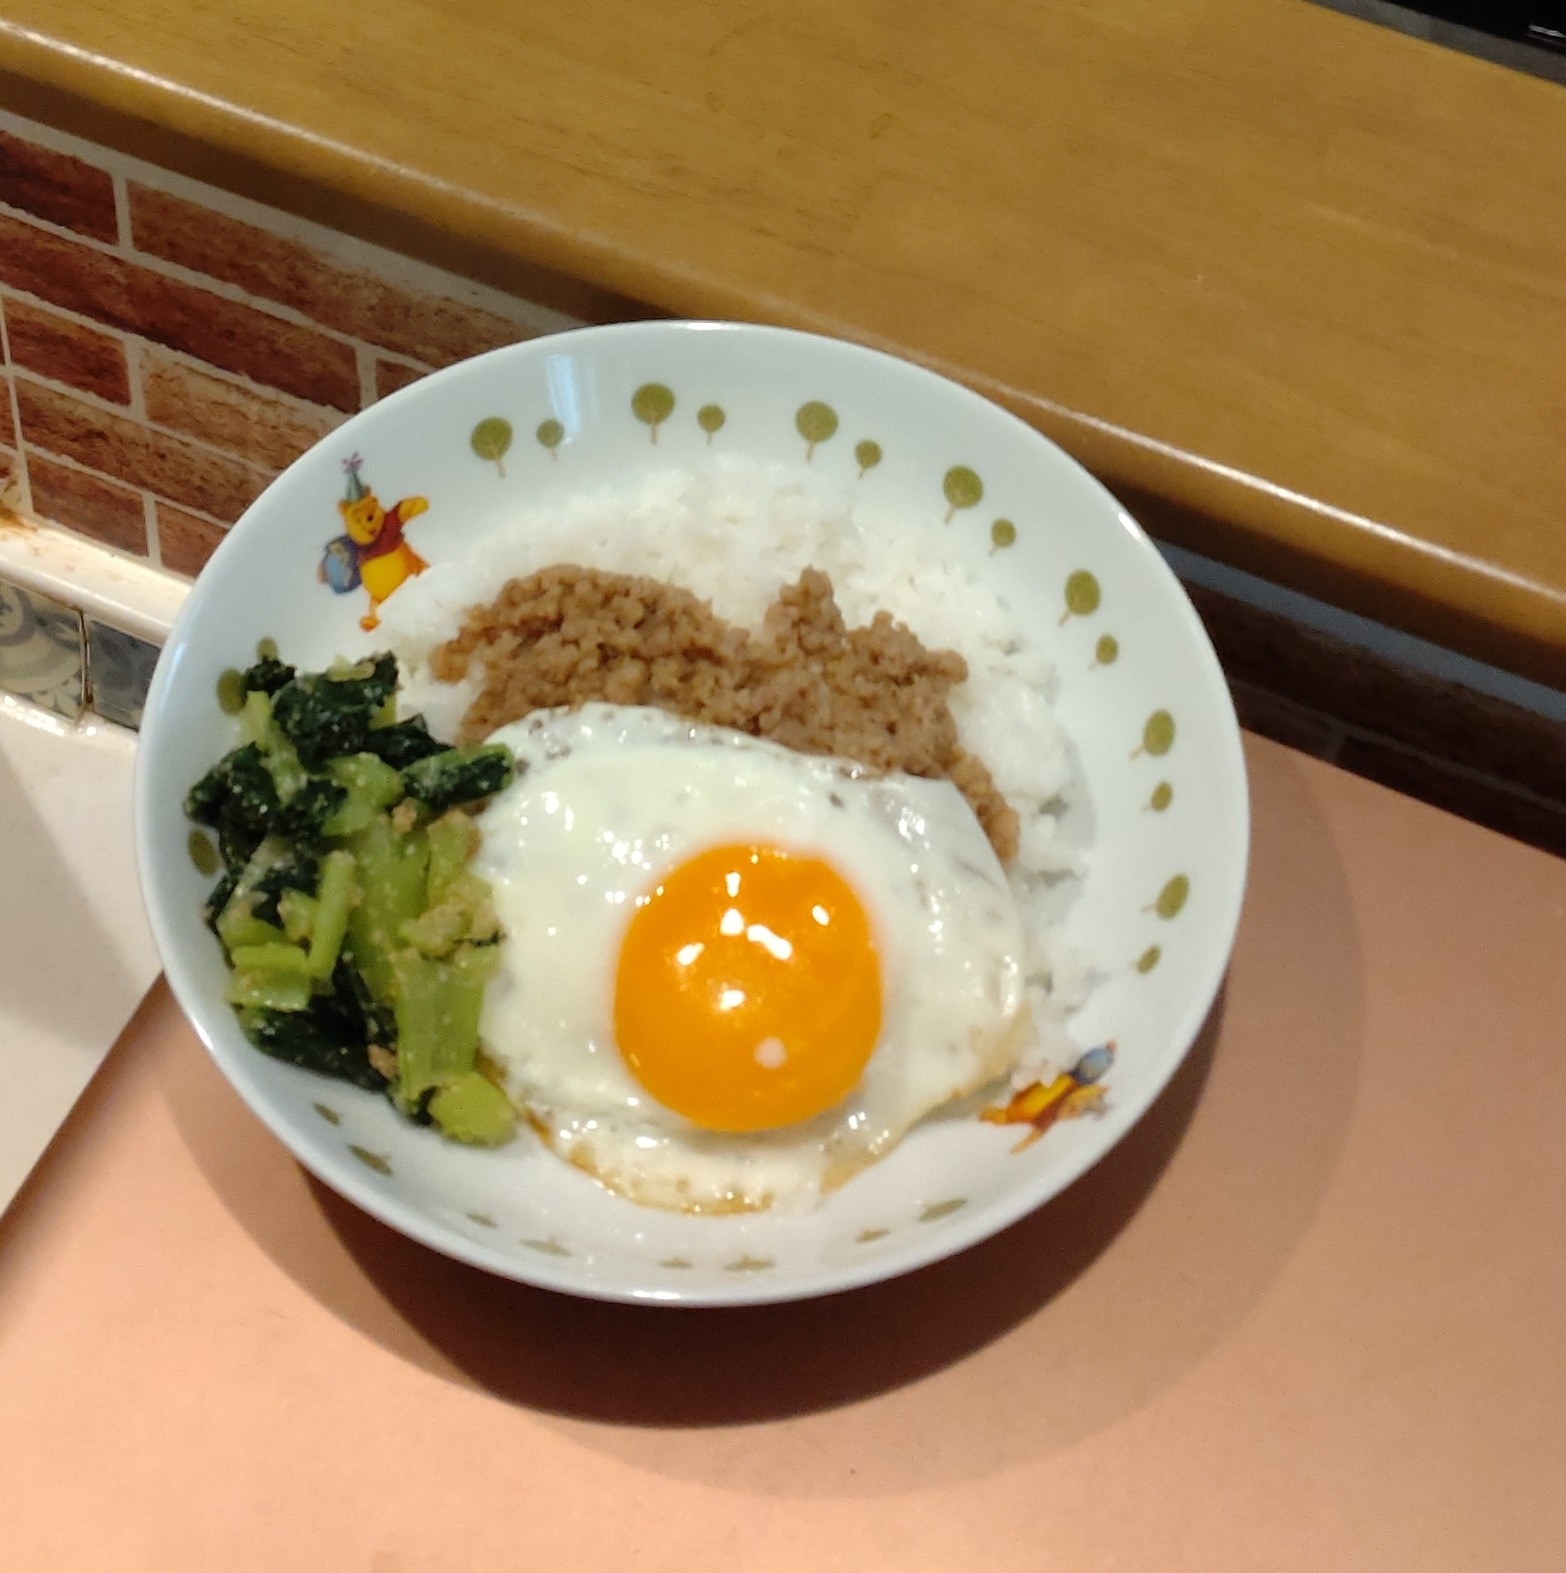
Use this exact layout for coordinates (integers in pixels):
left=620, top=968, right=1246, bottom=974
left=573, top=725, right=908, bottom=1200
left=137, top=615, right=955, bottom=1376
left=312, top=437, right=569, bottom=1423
left=4, top=34, right=1563, bottom=689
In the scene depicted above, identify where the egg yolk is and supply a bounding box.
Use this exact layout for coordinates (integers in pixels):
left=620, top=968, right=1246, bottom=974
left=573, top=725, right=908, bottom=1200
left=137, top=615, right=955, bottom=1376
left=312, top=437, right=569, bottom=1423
left=613, top=842, right=883, bottom=1133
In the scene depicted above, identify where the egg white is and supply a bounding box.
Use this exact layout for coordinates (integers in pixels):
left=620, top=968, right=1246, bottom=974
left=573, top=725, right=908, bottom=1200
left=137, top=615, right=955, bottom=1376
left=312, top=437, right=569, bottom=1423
left=472, top=704, right=1030, bottom=1213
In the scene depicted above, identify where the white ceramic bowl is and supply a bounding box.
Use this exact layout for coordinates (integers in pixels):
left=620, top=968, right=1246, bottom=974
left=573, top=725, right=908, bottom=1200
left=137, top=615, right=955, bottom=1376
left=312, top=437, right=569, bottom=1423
left=136, top=321, right=1248, bottom=1305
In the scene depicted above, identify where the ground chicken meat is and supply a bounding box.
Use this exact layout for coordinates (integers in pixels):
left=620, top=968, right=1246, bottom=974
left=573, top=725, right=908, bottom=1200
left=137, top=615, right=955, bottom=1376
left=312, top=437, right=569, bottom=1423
left=429, top=564, right=1020, bottom=861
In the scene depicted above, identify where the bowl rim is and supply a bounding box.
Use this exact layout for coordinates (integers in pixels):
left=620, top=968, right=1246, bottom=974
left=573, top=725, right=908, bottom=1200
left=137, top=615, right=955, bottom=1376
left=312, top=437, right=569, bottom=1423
left=135, top=317, right=1250, bottom=1307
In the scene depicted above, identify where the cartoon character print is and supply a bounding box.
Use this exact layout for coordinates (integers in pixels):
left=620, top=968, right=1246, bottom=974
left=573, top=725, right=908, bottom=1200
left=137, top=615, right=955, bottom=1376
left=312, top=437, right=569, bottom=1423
left=319, top=454, right=430, bottom=631
left=982, top=1042, right=1115, bottom=1151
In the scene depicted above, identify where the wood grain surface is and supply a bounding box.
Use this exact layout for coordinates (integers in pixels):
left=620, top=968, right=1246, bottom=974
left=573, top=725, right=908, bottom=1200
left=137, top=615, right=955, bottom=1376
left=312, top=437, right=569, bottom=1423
left=2, top=1, right=1563, bottom=677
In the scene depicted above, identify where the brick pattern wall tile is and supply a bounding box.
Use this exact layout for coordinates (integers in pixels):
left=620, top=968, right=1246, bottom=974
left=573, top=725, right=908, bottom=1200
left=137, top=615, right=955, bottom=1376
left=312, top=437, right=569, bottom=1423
left=5, top=296, right=131, bottom=404
left=375, top=357, right=427, bottom=400
left=1, top=117, right=602, bottom=581
left=155, top=502, right=227, bottom=576
left=18, top=379, right=270, bottom=521
left=26, top=453, right=148, bottom=556
left=0, top=212, right=361, bottom=411
left=141, top=347, right=341, bottom=472
left=0, top=130, right=118, bottom=244
left=129, top=186, right=534, bottom=368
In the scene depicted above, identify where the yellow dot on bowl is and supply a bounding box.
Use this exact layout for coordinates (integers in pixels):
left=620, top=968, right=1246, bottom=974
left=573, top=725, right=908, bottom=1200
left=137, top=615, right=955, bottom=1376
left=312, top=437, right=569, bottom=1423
left=522, top=1237, right=572, bottom=1257
left=795, top=400, right=839, bottom=454
left=942, top=466, right=983, bottom=520
left=187, top=829, right=219, bottom=876
left=1142, top=710, right=1176, bottom=756
left=919, top=1198, right=967, bottom=1222
left=1065, top=570, right=1101, bottom=617
left=1155, top=875, right=1190, bottom=920
left=215, top=668, right=246, bottom=714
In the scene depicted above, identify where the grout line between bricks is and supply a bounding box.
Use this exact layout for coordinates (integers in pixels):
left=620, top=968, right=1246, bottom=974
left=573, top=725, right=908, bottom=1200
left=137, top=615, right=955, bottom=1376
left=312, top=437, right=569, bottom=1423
left=124, top=338, right=147, bottom=422
left=355, top=345, right=378, bottom=410
left=0, top=297, right=35, bottom=519
left=109, top=171, right=133, bottom=254
left=154, top=496, right=226, bottom=528
left=142, top=490, right=163, bottom=570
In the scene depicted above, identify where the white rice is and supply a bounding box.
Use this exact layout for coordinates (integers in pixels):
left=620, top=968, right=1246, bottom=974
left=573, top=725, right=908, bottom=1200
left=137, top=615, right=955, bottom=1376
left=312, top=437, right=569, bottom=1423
left=382, top=456, right=1089, bottom=1032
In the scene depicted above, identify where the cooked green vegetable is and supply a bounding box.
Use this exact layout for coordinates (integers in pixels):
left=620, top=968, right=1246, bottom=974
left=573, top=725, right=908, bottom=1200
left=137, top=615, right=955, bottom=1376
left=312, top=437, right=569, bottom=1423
left=361, top=714, right=446, bottom=768
left=426, top=810, right=479, bottom=903
left=239, top=967, right=392, bottom=1093
left=403, top=744, right=515, bottom=814
left=228, top=834, right=321, bottom=925
left=215, top=893, right=288, bottom=953
left=240, top=651, right=296, bottom=698
left=187, top=645, right=517, bottom=1146
left=427, top=1072, right=517, bottom=1146
left=346, top=813, right=430, bottom=1005
left=185, top=742, right=281, bottom=871
left=306, top=849, right=357, bottom=981
left=228, top=940, right=312, bottom=975
left=323, top=752, right=405, bottom=837
left=391, top=947, right=489, bottom=1110
left=278, top=889, right=317, bottom=943
left=228, top=969, right=312, bottom=1012
left=270, top=653, right=398, bottom=767
left=277, top=775, right=347, bottom=839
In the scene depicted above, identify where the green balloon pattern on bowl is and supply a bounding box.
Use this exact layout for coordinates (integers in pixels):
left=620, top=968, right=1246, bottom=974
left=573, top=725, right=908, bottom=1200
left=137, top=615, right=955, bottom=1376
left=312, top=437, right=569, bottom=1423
left=470, top=416, right=513, bottom=476
left=942, top=465, right=983, bottom=522
left=1154, top=874, right=1190, bottom=920
left=1140, top=710, right=1176, bottom=757
left=796, top=400, right=839, bottom=459
left=631, top=383, right=676, bottom=442
left=1062, top=569, right=1101, bottom=620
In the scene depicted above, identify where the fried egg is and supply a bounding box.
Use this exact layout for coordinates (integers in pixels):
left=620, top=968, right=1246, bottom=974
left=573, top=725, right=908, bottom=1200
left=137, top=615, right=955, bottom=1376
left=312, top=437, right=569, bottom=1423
left=473, top=704, right=1030, bottom=1212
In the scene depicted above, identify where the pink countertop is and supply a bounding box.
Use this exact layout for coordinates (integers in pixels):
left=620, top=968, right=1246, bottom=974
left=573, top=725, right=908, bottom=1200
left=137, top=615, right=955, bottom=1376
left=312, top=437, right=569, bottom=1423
left=2, top=733, right=1563, bottom=1571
